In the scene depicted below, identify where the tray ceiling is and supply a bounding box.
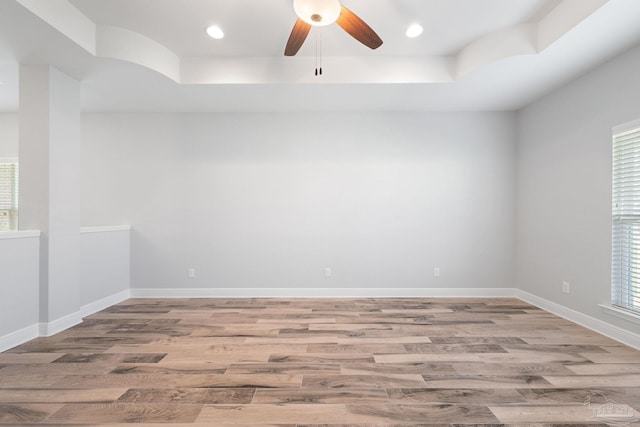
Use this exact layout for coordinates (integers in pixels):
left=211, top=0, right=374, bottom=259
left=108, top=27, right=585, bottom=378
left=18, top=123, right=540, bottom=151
left=1, top=0, right=640, bottom=111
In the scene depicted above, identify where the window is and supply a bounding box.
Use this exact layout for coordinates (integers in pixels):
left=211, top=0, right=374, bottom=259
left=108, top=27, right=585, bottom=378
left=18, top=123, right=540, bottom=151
left=0, top=160, right=18, bottom=231
left=612, top=120, right=640, bottom=315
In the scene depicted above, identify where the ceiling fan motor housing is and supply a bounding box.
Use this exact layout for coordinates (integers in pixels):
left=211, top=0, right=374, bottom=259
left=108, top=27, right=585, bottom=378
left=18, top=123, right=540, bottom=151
left=293, top=0, right=341, bottom=26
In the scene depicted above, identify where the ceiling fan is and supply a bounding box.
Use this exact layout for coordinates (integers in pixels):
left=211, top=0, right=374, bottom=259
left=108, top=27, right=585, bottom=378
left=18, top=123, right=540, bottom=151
left=284, top=0, right=383, bottom=56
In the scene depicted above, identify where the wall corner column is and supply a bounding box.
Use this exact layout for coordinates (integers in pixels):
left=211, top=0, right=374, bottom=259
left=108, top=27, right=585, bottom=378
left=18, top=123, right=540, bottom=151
left=19, top=65, right=81, bottom=332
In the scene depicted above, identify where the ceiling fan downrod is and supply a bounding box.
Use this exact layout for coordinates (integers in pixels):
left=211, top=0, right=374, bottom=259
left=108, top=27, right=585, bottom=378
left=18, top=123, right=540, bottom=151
left=315, top=35, right=323, bottom=76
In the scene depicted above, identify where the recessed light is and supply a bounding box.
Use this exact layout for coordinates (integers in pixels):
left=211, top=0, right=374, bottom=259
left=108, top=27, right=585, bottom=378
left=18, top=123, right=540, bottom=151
left=406, top=24, right=423, bottom=38
left=206, top=25, right=224, bottom=40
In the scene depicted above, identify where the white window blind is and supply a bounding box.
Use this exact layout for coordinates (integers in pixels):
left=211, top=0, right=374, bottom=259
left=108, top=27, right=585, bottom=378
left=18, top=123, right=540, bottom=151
left=612, top=121, right=640, bottom=315
left=0, top=161, right=18, bottom=231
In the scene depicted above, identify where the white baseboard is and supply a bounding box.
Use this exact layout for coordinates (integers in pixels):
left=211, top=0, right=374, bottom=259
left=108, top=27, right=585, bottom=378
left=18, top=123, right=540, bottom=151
left=0, top=324, right=39, bottom=353
left=516, top=290, right=640, bottom=350
left=9, top=287, right=517, bottom=351
left=38, top=311, right=83, bottom=337
left=4, top=287, right=639, bottom=352
left=5, top=290, right=133, bottom=343
left=80, top=289, right=131, bottom=318
left=130, top=287, right=518, bottom=299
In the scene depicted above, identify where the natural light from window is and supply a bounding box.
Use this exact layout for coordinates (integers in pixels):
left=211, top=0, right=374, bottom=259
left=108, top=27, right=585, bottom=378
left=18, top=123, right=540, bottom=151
left=0, top=160, right=18, bottom=231
left=611, top=121, right=640, bottom=315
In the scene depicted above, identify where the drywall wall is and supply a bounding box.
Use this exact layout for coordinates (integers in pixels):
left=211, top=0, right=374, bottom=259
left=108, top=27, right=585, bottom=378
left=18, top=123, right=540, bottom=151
left=20, top=66, right=81, bottom=328
left=516, top=42, right=640, bottom=333
left=80, top=227, right=130, bottom=307
left=0, top=113, right=18, bottom=157
left=81, top=111, right=516, bottom=292
left=0, top=233, right=39, bottom=350
left=0, top=228, right=130, bottom=350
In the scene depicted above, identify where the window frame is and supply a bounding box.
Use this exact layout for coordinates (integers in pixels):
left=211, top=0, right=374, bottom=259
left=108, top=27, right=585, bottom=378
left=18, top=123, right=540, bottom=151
left=611, top=119, right=640, bottom=316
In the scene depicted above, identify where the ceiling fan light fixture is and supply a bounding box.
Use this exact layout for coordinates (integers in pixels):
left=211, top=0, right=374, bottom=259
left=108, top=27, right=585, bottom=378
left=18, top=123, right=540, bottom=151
left=293, top=0, right=341, bottom=27
left=206, top=25, right=224, bottom=39
left=406, top=24, right=423, bottom=38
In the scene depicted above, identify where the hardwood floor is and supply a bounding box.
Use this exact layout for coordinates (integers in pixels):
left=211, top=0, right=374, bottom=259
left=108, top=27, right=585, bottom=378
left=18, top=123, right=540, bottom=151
left=1, top=297, right=639, bottom=425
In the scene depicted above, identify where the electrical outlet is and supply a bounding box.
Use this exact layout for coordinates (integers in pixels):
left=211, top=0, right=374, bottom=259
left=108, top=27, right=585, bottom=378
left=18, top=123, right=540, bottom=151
left=325, top=267, right=332, bottom=278
left=562, top=281, right=570, bottom=294
left=433, top=267, right=440, bottom=278
left=188, top=268, right=195, bottom=278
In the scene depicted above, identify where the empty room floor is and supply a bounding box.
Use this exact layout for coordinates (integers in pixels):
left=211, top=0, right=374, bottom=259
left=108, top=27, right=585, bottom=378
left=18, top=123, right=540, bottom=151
left=0, top=297, right=639, bottom=425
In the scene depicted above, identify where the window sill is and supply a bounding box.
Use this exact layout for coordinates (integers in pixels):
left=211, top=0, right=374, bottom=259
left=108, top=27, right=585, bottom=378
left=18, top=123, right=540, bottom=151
left=599, top=304, right=640, bottom=326
left=80, top=225, right=131, bottom=234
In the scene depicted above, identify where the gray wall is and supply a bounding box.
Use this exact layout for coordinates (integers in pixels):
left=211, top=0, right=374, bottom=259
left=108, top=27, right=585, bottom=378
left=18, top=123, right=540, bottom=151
left=0, top=113, right=18, bottom=157
left=516, top=42, right=640, bottom=331
left=80, top=228, right=130, bottom=306
left=19, top=66, right=81, bottom=324
left=0, top=227, right=130, bottom=348
left=0, top=235, right=39, bottom=341
left=81, top=112, right=517, bottom=291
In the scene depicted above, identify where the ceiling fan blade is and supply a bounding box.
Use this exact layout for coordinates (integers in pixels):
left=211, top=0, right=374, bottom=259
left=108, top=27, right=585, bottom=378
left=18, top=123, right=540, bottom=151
left=285, top=18, right=312, bottom=56
left=336, top=5, right=383, bottom=50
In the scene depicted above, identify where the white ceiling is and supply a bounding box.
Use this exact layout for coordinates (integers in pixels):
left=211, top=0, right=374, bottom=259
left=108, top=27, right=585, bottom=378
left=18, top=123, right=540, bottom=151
left=67, top=0, right=560, bottom=57
left=1, top=0, right=640, bottom=112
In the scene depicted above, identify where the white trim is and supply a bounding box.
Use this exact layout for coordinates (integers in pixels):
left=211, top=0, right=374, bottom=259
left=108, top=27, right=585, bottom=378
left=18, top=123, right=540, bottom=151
left=600, top=304, right=640, bottom=326
left=130, top=287, right=518, bottom=299
left=38, top=311, right=83, bottom=337
left=80, top=289, right=131, bottom=318
left=40, top=288, right=133, bottom=336
left=80, top=225, right=131, bottom=234
left=4, top=287, right=640, bottom=353
left=0, top=324, right=39, bottom=353
left=516, top=290, right=640, bottom=350
left=0, top=290, right=132, bottom=351
left=0, top=230, right=40, bottom=240
left=0, top=157, right=18, bottom=163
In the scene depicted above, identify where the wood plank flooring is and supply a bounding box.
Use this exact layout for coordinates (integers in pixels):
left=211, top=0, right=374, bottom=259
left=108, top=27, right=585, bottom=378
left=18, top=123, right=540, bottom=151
left=1, top=297, right=639, bottom=426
